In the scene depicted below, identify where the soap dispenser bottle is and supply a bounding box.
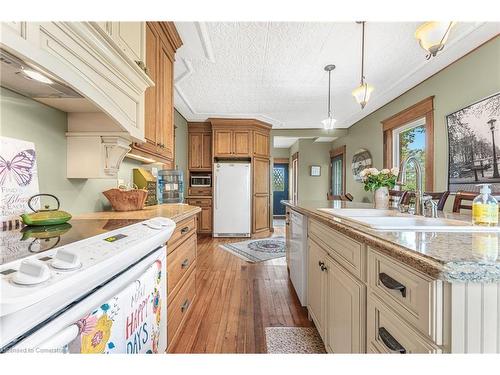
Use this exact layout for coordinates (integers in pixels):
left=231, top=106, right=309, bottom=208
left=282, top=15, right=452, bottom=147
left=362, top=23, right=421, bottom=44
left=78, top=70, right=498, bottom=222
left=472, top=184, right=499, bottom=226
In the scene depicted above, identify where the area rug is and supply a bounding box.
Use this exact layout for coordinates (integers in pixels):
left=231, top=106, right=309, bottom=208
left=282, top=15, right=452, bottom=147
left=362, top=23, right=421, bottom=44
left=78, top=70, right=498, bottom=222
left=265, top=327, right=326, bottom=354
left=219, top=237, right=285, bottom=263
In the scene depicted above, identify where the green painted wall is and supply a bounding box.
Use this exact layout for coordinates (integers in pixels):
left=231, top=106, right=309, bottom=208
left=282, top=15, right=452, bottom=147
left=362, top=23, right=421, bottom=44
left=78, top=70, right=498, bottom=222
left=287, top=139, right=330, bottom=201
left=1, top=87, right=141, bottom=214
left=332, top=37, right=500, bottom=207
left=174, top=109, right=188, bottom=192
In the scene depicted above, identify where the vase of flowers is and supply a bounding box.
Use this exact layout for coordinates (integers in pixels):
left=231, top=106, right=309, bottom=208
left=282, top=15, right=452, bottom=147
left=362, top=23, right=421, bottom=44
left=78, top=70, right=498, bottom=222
left=360, top=167, right=399, bottom=209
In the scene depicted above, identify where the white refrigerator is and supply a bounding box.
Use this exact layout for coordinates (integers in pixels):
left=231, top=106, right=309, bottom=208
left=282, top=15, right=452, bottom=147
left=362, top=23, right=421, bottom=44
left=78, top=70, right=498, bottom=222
left=213, top=162, right=251, bottom=237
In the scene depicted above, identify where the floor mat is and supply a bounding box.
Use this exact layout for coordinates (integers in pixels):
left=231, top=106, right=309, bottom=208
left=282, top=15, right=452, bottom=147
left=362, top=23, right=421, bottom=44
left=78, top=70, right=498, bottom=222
left=219, top=237, right=285, bottom=263
left=265, top=327, right=326, bottom=354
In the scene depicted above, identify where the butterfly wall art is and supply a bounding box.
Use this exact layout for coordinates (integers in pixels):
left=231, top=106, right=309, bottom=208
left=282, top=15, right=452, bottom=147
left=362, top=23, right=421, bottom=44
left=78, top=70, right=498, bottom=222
left=1, top=136, right=40, bottom=228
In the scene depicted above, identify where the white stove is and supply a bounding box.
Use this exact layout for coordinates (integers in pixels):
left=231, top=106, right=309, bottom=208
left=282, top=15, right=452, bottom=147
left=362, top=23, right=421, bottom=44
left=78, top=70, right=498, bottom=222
left=0, top=217, right=176, bottom=353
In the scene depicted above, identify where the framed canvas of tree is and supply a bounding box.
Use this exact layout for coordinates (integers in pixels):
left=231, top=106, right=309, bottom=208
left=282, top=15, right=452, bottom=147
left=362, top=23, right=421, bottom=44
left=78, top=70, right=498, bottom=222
left=446, top=92, right=500, bottom=193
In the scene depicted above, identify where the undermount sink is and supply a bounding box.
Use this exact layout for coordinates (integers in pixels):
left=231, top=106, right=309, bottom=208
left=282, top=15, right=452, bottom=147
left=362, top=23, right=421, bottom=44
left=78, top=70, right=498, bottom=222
left=318, top=208, right=500, bottom=232
left=318, top=208, right=400, bottom=217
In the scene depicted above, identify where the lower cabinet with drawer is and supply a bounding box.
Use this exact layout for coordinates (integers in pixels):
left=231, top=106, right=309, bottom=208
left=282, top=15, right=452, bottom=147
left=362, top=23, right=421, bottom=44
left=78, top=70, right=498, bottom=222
left=166, top=213, right=198, bottom=351
left=367, top=293, right=441, bottom=354
left=187, top=198, right=212, bottom=234
left=307, top=237, right=366, bottom=353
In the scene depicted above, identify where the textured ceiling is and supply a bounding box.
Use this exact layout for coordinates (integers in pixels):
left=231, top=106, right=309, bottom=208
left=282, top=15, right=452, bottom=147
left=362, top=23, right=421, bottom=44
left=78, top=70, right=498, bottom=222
left=174, top=22, right=499, bottom=129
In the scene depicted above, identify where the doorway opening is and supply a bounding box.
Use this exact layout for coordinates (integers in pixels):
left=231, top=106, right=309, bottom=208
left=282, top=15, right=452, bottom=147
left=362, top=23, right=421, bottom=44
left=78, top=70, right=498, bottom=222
left=272, top=160, right=289, bottom=219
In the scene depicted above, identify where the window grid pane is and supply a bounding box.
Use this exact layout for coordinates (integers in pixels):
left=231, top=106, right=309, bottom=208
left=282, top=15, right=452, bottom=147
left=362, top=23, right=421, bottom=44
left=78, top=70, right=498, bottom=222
left=273, top=167, right=285, bottom=192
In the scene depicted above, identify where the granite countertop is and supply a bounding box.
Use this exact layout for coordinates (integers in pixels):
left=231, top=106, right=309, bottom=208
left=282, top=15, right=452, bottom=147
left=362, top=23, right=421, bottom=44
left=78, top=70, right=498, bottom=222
left=75, top=203, right=201, bottom=223
left=282, top=200, right=500, bottom=283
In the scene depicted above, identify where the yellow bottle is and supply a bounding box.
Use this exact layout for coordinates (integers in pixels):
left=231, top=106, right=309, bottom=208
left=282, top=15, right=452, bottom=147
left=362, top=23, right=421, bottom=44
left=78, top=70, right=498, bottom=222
left=472, top=184, right=499, bottom=226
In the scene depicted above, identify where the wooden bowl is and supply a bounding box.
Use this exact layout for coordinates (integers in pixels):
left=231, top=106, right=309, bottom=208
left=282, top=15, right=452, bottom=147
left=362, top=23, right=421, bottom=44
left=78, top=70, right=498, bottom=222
left=102, top=188, right=148, bottom=211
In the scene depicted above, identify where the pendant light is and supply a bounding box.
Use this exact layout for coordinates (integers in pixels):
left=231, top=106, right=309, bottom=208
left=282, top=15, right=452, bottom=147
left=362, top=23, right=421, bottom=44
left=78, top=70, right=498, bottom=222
left=322, top=64, right=336, bottom=130
left=415, top=22, right=456, bottom=59
left=352, top=21, right=374, bottom=109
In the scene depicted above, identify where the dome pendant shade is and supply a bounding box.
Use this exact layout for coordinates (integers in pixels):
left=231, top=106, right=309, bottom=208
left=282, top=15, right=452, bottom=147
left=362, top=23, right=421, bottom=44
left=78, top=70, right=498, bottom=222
left=322, top=116, right=337, bottom=130
left=415, top=22, right=456, bottom=58
left=352, top=82, right=374, bottom=109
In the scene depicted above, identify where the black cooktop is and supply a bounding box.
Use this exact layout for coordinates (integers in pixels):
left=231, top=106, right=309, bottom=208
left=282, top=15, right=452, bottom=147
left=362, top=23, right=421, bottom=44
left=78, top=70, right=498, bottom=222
left=0, top=218, right=143, bottom=266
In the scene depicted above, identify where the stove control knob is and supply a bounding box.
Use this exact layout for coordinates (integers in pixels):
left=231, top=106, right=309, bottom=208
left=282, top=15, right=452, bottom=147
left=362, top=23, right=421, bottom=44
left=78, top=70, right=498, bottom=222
left=143, top=220, right=162, bottom=230
left=12, top=259, right=51, bottom=286
left=52, top=249, right=82, bottom=270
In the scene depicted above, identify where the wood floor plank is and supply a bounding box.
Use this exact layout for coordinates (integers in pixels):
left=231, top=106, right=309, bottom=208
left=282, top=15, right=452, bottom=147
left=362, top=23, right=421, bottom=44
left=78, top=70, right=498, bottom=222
left=168, top=232, right=312, bottom=353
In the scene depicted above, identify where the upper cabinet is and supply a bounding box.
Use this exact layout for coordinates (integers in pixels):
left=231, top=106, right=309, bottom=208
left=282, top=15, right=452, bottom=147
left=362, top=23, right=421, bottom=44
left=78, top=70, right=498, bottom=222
left=253, top=131, right=270, bottom=158
left=130, top=22, right=182, bottom=166
left=210, top=119, right=271, bottom=159
left=0, top=22, right=154, bottom=142
left=94, top=22, right=145, bottom=66
left=188, top=122, right=212, bottom=171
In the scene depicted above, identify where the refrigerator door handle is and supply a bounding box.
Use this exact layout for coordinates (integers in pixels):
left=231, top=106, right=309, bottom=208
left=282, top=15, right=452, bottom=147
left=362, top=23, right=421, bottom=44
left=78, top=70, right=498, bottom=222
left=214, top=173, right=218, bottom=210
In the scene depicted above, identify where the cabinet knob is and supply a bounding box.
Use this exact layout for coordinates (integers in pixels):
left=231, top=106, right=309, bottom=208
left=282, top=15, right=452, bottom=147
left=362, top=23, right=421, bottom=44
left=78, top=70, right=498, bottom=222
left=181, top=299, right=190, bottom=313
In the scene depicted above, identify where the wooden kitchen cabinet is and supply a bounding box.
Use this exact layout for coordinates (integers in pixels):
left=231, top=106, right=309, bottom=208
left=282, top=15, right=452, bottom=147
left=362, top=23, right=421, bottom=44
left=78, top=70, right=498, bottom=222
left=325, top=257, right=366, bottom=353
left=212, top=128, right=251, bottom=157
left=233, top=130, right=251, bottom=156
left=188, top=129, right=212, bottom=171
left=213, top=129, right=233, bottom=157
left=131, top=22, right=181, bottom=165
left=187, top=198, right=213, bottom=233
left=253, top=131, right=269, bottom=158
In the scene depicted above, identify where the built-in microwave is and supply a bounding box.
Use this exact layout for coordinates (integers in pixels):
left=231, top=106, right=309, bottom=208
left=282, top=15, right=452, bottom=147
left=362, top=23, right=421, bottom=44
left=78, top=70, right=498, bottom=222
left=191, top=174, right=211, bottom=187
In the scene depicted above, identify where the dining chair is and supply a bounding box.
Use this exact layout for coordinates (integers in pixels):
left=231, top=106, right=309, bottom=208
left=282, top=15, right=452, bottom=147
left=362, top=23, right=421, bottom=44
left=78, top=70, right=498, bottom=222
left=327, top=193, right=354, bottom=201
left=402, top=191, right=450, bottom=211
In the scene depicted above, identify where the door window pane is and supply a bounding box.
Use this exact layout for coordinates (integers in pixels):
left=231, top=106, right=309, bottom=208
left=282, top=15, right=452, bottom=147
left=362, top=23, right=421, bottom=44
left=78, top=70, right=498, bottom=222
left=273, top=166, right=285, bottom=192
left=331, top=155, right=343, bottom=195
left=393, top=118, right=426, bottom=191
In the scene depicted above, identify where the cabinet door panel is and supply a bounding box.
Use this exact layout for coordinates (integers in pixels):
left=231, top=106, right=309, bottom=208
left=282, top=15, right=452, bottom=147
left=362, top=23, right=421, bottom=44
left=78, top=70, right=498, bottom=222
left=189, top=133, right=202, bottom=169
left=112, top=22, right=145, bottom=63
left=214, top=130, right=233, bottom=157
left=253, top=131, right=269, bottom=157
left=142, top=23, right=158, bottom=151
left=158, top=42, right=174, bottom=160
left=253, top=195, right=269, bottom=232
left=233, top=130, right=251, bottom=156
left=201, top=133, right=212, bottom=169
left=200, top=206, right=213, bottom=232
left=253, top=157, right=269, bottom=195
left=307, top=239, right=327, bottom=340
left=326, top=258, right=366, bottom=353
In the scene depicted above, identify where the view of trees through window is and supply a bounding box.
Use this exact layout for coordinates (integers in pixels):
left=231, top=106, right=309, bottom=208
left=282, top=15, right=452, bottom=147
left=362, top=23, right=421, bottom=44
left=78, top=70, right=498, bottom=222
left=398, top=124, right=426, bottom=191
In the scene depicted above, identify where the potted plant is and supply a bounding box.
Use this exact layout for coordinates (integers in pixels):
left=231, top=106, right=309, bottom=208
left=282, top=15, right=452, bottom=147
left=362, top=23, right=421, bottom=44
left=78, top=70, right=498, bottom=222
left=360, top=167, right=399, bottom=209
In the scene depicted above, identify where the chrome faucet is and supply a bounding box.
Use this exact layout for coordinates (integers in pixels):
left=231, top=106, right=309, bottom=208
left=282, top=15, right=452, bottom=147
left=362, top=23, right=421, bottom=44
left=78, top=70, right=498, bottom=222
left=397, top=156, right=425, bottom=216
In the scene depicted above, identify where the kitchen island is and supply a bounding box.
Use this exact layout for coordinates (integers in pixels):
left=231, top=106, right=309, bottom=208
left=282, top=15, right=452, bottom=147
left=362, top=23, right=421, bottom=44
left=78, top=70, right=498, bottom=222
left=283, top=200, right=500, bottom=354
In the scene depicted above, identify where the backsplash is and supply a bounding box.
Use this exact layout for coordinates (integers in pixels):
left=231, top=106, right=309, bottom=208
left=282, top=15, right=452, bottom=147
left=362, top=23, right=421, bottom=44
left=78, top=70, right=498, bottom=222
left=0, top=87, right=142, bottom=214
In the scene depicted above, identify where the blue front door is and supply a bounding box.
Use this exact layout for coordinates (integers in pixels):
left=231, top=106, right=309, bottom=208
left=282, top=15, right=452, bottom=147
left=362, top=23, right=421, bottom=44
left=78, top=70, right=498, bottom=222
left=272, top=163, right=289, bottom=216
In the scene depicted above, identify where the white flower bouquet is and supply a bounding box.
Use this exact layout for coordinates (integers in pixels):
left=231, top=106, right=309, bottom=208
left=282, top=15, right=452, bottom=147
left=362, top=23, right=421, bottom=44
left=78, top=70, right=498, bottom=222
left=360, top=167, right=399, bottom=192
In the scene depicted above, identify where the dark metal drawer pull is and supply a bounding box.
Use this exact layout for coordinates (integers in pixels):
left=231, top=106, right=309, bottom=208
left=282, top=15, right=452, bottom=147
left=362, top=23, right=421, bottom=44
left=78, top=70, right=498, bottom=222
left=379, top=272, right=406, bottom=298
left=318, top=261, right=324, bottom=268
left=181, top=259, right=190, bottom=269
left=180, top=226, right=190, bottom=235
left=181, top=299, right=190, bottom=313
left=378, top=327, right=406, bottom=354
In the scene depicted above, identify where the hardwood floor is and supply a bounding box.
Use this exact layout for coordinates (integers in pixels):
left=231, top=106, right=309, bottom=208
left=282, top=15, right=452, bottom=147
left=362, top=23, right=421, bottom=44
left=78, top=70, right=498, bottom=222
left=168, top=229, right=313, bottom=353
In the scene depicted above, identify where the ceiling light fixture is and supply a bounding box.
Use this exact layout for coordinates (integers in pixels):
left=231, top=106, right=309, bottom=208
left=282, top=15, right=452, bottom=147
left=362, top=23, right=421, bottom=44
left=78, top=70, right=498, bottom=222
left=415, top=22, right=456, bottom=59
left=20, top=68, right=53, bottom=84
left=352, top=21, right=374, bottom=110
left=322, top=64, right=336, bottom=130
